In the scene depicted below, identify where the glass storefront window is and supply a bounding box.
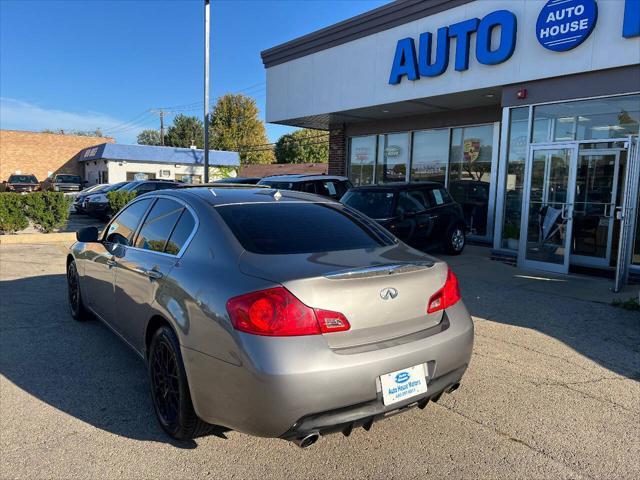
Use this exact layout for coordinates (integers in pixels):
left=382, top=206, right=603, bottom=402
left=501, top=108, right=529, bottom=250
left=376, top=133, right=409, bottom=183
left=348, top=136, right=377, bottom=186
left=410, top=129, right=449, bottom=183
left=533, top=95, right=640, bottom=143
left=448, top=124, right=495, bottom=236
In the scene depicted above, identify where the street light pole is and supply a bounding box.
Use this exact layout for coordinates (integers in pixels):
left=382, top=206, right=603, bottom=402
left=204, top=0, right=210, bottom=183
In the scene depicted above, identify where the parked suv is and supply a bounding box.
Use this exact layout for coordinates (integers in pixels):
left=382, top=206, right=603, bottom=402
left=258, top=175, right=352, bottom=200
left=341, top=183, right=466, bottom=254
left=3, top=174, right=40, bottom=193
left=86, top=180, right=179, bottom=219
left=42, top=174, right=85, bottom=192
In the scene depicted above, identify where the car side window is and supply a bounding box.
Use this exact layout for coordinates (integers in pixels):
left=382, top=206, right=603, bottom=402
left=301, top=182, right=317, bottom=194
left=164, top=209, right=196, bottom=255
left=154, top=182, right=175, bottom=191
left=104, top=199, right=153, bottom=246
left=135, top=199, right=184, bottom=253
left=395, top=191, right=426, bottom=215
left=135, top=183, right=155, bottom=194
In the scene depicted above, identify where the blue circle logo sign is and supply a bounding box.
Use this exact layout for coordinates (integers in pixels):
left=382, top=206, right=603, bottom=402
left=536, top=0, right=598, bottom=52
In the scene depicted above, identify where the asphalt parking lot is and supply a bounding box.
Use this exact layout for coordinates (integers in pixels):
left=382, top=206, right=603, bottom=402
left=1, top=243, right=639, bottom=480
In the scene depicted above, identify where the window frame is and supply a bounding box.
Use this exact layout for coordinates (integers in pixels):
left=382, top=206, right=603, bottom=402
left=102, top=194, right=199, bottom=258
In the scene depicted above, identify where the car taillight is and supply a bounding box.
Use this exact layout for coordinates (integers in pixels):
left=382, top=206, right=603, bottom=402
left=427, top=268, right=461, bottom=314
left=226, top=287, right=350, bottom=336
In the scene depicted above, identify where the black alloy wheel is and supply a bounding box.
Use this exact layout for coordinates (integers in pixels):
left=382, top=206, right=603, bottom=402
left=148, top=326, right=212, bottom=440
left=67, top=260, right=89, bottom=321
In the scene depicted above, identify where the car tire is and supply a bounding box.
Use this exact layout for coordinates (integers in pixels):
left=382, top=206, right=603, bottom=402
left=67, top=260, right=91, bottom=321
left=148, top=326, right=212, bottom=440
left=444, top=224, right=466, bottom=255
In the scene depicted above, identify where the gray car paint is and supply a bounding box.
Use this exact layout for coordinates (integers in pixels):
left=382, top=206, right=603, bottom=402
left=69, top=187, right=474, bottom=438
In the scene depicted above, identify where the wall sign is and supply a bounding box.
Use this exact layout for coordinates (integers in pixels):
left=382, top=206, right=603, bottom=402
left=389, top=10, right=517, bottom=85
left=536, top=0, right=598, bottom=52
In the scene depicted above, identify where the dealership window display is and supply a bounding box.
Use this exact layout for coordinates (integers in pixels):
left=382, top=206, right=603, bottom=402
left=376, top=133, right=410, bottom=184
left=448, top=125, right=495, bottom=237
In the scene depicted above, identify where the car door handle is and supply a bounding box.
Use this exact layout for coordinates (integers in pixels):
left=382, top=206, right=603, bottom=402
left=106, top=258, right=116, bottom=268
left=145, top=269, right=163, bottom=280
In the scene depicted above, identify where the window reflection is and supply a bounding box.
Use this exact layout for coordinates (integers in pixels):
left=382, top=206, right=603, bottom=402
left=376, top=133, right=409, bottom=183
left=449, top=125, right=495, bottom=236
left=411, top=129, right=448, bottom=183
left=348, top=136, right=376, bottom=186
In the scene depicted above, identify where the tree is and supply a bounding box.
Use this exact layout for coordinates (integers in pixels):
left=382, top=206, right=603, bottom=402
left=42, top=128, right=103, bottom=137
left=136, top=129, right=162, bottom=146
left=164, top=114, right=204, bottom=148
left=274, top=129, right=329, bottom=164
left=209, top=94, right=274, bottom=164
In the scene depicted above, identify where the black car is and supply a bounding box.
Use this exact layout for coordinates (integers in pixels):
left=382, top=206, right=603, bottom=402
left=341, top=183, right=466, bottom=254
left=213, top=176, right=262, bottom=184
left=85, top=180, right=179, bottom=218
left=257, top=174, right=352, bottom=201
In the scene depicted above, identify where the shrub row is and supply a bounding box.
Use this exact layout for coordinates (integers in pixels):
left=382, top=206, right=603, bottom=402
left=0, top=192, right=72, bottom=234
left=107, top=190, right=137, bottom=216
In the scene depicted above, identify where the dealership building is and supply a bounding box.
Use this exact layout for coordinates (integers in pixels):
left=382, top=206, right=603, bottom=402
left=262, top=0, right=640, bottom=286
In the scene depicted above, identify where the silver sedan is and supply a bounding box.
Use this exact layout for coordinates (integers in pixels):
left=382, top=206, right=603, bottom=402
left=67, top=186, right=474, bottom=447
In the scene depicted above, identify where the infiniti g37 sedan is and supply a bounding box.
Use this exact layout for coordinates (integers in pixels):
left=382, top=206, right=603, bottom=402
left=67, top=186, right=474, bottom=447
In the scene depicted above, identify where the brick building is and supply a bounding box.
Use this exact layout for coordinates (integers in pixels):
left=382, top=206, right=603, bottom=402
left=0, top=130, right=114, bottom=183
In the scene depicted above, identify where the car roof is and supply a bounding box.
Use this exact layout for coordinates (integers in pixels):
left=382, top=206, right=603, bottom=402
left=260, top=174, right=349, bottom=182
left=151, top=185, right=338, bottom=207
left=349, top=182, right=443, bottom=191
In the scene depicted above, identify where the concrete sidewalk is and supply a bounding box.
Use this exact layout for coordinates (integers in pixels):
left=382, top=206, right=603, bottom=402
left=443, top=245, right=639, bottom=305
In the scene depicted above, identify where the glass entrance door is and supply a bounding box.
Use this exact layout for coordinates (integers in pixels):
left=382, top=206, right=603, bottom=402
left=519, top=145, right=578, bottom=274
left=571, top=149, right=625, bottom=268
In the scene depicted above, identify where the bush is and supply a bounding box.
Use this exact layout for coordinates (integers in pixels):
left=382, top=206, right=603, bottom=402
left=0, top=194, right=29, bottom=233
left=107, top=190, right=137, bottom=215
left=23, top=192, right=72, bottom=233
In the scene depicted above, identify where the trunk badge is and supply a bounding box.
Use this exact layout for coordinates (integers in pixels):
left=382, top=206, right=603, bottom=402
left=380, top=287, right=398, bottom=300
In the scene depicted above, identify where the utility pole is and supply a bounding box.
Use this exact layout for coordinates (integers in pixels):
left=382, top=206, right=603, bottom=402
left=150, top=109, right=166, bottom=146
left=204, top=0, right=211, bottom=182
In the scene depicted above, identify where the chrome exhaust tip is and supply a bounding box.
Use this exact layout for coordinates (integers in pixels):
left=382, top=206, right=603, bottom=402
left=292, top=432, right=319, bottom=449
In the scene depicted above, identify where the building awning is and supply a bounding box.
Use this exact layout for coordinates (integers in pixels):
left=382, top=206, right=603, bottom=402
left=78, top=143, right=240, bottom=167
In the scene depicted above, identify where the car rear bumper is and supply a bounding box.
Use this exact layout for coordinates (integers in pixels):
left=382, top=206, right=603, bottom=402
left=85, top=202, right=109, bottom=216
left=181, top=301, right=474, bottom=438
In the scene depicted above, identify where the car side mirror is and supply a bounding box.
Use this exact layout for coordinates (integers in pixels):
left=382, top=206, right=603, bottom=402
left=76, top=226, right=99, bottom=243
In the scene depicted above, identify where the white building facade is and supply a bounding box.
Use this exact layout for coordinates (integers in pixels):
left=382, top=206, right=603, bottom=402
left=262, top=0, right=640, bottom=287
left=79, top=143, right=239, bottom=185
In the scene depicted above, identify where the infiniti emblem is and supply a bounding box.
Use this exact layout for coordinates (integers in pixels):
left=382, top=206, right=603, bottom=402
left=380, top=287, right=398, bottom=300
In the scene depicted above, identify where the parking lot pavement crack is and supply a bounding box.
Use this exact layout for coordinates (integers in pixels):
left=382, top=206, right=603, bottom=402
left=432, top=402, right=593, bottom=480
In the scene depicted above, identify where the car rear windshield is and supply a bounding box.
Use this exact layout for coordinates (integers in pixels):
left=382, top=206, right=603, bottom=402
left=341, top=190, right=395, bottom=219
left=8, top=175, right=37, bottom=184
left=259, top=180, right=294, bottom=190
left=216, top=202, right=395, bottom=254
left=55, top=175, right=81, bottom=183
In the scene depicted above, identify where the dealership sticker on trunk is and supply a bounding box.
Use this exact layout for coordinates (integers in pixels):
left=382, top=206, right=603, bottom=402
left=380, top=364, right=427, bottom=406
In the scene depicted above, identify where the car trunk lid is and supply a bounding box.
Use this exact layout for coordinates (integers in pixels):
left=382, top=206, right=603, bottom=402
left=238, top=245, right=448, bottom=349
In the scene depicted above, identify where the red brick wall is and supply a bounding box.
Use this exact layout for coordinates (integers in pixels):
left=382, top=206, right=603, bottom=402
left=0, top=130, right=115, bottom=183
left=328, top=126, right=346, bottom=176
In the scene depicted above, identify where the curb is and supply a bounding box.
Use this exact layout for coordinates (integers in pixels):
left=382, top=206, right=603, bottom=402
left=0, top=232, right=76, bottom=245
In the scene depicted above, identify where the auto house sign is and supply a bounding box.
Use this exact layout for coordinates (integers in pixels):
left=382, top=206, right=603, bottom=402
left=389, top=0, right=640, bottom=85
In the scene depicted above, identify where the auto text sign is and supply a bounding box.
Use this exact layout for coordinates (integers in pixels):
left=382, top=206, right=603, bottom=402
left=380, top=364, right=427, bottom=406
left=536, top=0, right=598, bottom=52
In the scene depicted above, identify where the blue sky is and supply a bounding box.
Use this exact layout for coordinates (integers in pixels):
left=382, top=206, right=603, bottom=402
left=0, top=0, right=388, bottom=144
